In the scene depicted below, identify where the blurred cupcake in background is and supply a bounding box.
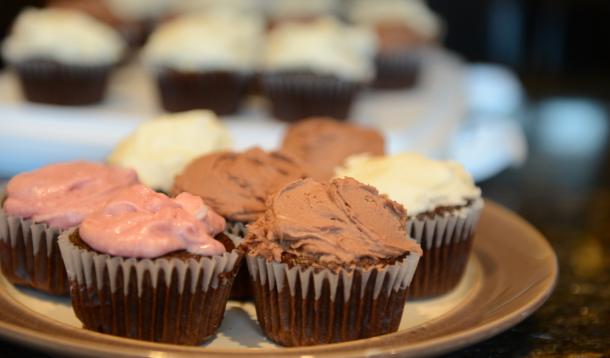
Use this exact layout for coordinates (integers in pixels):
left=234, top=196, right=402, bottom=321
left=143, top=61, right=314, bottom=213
left=346, top=0, right=442, bottom=89
left=170, top=0, right=265, bottom=17
left=2, top=7, right=125, bottom=105
left=103, top=0, right=171, bottom=47
left=143, top=12, right=263, bottom=114
left=267, top=0, right=340, bottom=28
left=280, top=117, right=385, bottom=180
left=107, top=110, right=232, bottom=193
left=262, top=17, right=376, bottom=122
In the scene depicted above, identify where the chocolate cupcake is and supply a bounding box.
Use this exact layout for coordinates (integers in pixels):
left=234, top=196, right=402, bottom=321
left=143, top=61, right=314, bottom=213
left=347, top=0, right=442, bottom=89
left=173, top=147, right=308, bottom=298
left=143, top=12, right=263, bottom=115
left=243, top=177, right=421, bottom=346
left=58, top=185, right=242, bottom=345
left=261, top=17, right=376, bottom=121
left=281, top=117, right=385, bottom=180
left=0, top=161, right=138, bottom=295
left=2, top=8, right=125, bottom=105
left=337, top=153, right=483, bottom=299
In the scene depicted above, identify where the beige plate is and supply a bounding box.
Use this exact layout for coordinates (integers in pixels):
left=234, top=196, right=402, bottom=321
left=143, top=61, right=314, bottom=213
left=0, top=201, right=558, bottom=357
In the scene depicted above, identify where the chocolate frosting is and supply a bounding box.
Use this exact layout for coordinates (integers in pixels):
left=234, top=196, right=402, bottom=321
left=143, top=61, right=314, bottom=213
left=173, top=147, right=308, bottom=223
left=246, top=177, right=422, bottom=270
left=280, top=117, right=385, bottom=181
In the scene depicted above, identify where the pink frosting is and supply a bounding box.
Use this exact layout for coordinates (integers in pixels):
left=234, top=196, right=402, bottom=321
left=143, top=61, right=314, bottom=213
left=3, top=161, right=138, bottom=229
left=79, top=185, right=227, bottom=258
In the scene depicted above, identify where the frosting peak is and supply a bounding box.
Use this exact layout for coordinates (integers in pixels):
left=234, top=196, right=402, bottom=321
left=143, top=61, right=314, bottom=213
left=79, top=185, right=226, bottom=258
left=3, top=161, right=138, bottom=229
left=246, top=177, right=421, bottom=270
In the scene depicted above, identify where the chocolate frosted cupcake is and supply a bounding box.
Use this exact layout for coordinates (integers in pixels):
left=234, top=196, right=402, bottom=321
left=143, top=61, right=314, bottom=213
left=58, top=185, right=242, bottom=345
left=0, top=161, right=137, bottom=295
left=2, top=8, right=125, bottom=105
left=347, top=0, right=442, bottom=89
left=281, top=117, right=385, bottom=180
left=262, top=17, right=376, bottom=121
left=173, top=147, right=308, bottom=298
left=244, top=177, right=421, bottom=346
left=143, top=12, right=263, bottom=115
left=337, top=153, right=483, bottom=299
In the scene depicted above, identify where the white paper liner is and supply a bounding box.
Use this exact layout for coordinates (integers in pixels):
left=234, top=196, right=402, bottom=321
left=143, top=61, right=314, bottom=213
left=408, top=198, right=484, bottom=250
left=58, top=230, right=241, bottom=297
left=0, top=190, right=61, bottom=257
left=246, top=252, right=420, bottom=303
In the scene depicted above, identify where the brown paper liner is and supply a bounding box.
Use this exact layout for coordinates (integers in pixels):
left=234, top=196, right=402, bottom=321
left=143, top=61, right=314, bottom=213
left=373, top=50, right=420, bottom=89
left=58, top=230, right=243, bottom=345
left=261, top=72, right=363, bottom=122
left=246, top=252, right=420, bottom=346
left=156, top=69, right=250, bottom=115
left=225, top=221, right=252, bottom=300
left=14, top=60, right=111, bottom=105
left=407, top=198, right=484, bottom=299
left=0, top=192, right=69, bottom=295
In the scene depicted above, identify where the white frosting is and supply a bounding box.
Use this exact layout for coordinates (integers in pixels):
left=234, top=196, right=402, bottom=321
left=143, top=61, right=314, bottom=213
left=105, top=0, right=171, bottom=21
left=2, top=8, right=125, bottom=66
left=336, top=153, right=481, bottom=215
left=170, top=0, right=264, bottom=15
left=347, top=0, right=442, bottom=39
left=142, top=13, right=263, bottom=72
left=264, top=17, right=376, bottom=81
left=107, top=110, right=232, bottom=192
left=268, top=0, right=339, bottom=19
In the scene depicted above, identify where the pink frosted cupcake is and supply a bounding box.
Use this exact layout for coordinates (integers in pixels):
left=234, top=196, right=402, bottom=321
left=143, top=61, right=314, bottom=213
left=0, top=161, right=137, bottom=295
left=58, top=184, right=242, bottom=345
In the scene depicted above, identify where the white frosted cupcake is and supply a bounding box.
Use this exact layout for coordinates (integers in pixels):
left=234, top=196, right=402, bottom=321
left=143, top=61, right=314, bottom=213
left=336, top=153, right=483, bottom=298
left=143, top=12, right=263, bottom=114
left=2, top=7, right=125, bottom=105
left=107, top=110, right=232, bottom=193
left=262, top=17, right=376, bottom=121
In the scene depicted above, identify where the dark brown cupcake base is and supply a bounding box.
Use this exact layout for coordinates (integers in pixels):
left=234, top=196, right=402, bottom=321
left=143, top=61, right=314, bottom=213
left=15, top=60, right=111, bottom=106
left=261, top=72, right=362, bottom=122
left=372, top=51, right=420, bottom=89
left=157, top=70, right=250, bottom=115
left=226, top=221, right=252, bottom=300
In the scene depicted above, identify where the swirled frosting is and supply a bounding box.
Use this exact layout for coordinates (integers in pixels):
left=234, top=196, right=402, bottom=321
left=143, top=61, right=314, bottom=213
left=79, top=184, right=226, bottom=258
left=246, top=177, right=421, bottom=269
left=336, top=153, right=481, bottom=215
left=2, top=7, right=125, bottom=66
left=173, top=147, right=308, bottom=223
left=264, top=17, right=376, bottom=81
left=3, top=161, right=138, bottom=229
left=281, top=117, right=385, bottom=181
left=107, top=110, right=232, bottom=192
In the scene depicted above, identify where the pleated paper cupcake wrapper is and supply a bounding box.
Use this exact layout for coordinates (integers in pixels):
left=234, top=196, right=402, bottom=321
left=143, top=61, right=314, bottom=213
left=14, top=60, right=111, bottom=105
left=373, top=50, right=421, bottom=89
left=157, top=70, right=250, bottom=115
left=58, top=230, right=243, bottom=345
left=246, top=252, right=420, bottom=346
left=0, top=191, right=68, bottom=295
left=261, top=73, right=364, bottom=122
left=407, top=198, right=484, bottom=299
left=225, top=220, right=252, bottom=300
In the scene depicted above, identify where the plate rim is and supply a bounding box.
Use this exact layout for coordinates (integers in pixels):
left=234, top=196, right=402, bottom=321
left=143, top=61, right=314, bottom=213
left=0, top=201, right=558, bottom=357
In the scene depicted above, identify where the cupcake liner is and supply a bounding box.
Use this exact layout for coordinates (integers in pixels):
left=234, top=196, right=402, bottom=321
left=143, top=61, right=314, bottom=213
left=58, top=230, right=243, bottom=345
left=261, top=72, right=363, bottom=122
left=225, top=220, right=252, bottom=300
left=0, top=191, right=69, bottom=295
left=157, top=70, right=250, bottom=115
left=14, top=60, right=111, bottom=105
left=246, top=252, right=420, bottom=346
left=373, top=50, right=421, bottom=89
left=406, top=198, right=484, bottom=299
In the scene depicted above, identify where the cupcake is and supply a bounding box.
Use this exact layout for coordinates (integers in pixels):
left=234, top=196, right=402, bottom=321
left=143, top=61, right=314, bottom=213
left=0, top=161, right=137, bottom=295
left=143, top=12, right=263, bottom=114
left=173, top=147, right=308, bottom=298
left=280, top=117, right=385, bottom=180
left=104, top=0, right=171, bottom=47
left=107, top=110, right=232, bottom=193
left=2, top=8, right=125, bottom=105
left=346, top=0, right=442, bottom=89
left=261, top=17, right=376, bottom=122
left=58, top=184, right=242, bottom=344
left=336, top=153, right=483, bottom=299
left=243, top=177, right=421, bottom=346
